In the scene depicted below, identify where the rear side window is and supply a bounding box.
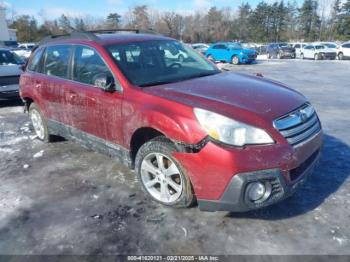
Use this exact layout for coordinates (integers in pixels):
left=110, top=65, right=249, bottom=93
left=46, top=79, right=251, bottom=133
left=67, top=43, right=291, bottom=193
left=213, top=45, right=226, bottom=49
left=43, top=45, right=71, bottom=79
left=28, top=48, right=44, bottom=72
left=73, top=45, right=113, bottom=86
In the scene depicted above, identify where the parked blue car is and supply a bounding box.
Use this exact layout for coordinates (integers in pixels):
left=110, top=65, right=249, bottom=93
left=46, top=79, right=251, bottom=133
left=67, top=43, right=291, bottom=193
left=205, top=42, right=257, bottom=65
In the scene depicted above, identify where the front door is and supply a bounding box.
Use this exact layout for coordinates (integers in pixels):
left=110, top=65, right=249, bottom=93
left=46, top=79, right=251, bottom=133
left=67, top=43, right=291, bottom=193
left=66, top=45, right=123, bottom=145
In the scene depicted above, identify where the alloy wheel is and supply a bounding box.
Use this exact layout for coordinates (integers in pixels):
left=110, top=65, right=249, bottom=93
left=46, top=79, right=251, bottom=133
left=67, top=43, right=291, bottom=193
left=140, top=152, right=184, bottom=204
left=30, top=109, right=45, bottom=140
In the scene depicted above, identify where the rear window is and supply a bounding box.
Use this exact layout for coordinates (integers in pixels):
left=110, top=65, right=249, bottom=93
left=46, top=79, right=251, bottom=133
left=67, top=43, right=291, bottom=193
left=43, top=45, right=71, bottom=79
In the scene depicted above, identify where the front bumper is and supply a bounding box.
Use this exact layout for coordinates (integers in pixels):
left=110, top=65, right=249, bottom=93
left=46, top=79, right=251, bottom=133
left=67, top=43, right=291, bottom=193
left=198, top=149, right=320, bottom=212
left=173, top=130, right=323, bottom=212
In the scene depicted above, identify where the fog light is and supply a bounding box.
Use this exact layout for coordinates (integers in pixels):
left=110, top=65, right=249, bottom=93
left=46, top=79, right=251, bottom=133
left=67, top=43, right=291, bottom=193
left=248, top=182, right=266, bottom=201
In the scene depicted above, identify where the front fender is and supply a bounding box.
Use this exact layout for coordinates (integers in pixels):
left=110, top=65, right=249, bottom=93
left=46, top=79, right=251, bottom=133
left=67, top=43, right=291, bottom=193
left=122, top=89, right=207, bottom=149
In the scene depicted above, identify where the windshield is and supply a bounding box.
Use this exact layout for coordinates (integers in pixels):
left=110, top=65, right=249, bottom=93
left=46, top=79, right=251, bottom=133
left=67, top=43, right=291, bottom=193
left=228, top=43, right=243, bottom=49
left=0, top=50, right=24, bottom=65
left=278, top=43, right=289, bottom=47
left=315, top=45, right=325, bottom=49
left=106, top=40, right=220, bottom=87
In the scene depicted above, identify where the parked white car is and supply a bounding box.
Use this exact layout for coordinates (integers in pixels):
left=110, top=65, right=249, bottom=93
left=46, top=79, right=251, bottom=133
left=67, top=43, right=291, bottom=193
left=300, top=44, right=337, bottom=60
left=18, top=43, right=36, bottom=50
left=291, top=43, right=307, bottom=58
left=13, top=42, right=36, bottom=59
left=314, top=42, right=338, bottom=54
left=0, top=48, right=24, bottom=100
left=337, top=42, right=350, bottom=60
left=164, top=49, right=188, bottom=62
left=191, top=43, right=209, bottom=55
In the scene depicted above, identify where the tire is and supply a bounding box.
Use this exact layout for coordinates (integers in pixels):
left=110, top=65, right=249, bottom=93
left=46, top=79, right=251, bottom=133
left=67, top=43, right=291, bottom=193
left=314, top=53, right=320, bottom=60
left=267, top=53, right=271, bottom=59
left=29, top=103, right=52, bottom=142
left=231, top=56, right=240, bottom=65
left=338, top=52, right=344, bottom=60
left=277, top=52, right=281, bottom=59
left=178, top=54, right=184, bottom=63
left=135, top=137, right=195, bottom=208
left=300, top=53, right=304, bottom=59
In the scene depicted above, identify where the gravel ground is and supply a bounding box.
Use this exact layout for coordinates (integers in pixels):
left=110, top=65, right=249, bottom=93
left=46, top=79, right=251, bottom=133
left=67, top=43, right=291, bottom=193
left=0, top=59, right=350, bottom=255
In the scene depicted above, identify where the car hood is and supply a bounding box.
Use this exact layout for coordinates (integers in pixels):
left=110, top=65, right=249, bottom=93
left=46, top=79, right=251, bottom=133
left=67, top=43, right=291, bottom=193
left=145, top=72, right=307, bottom=122
left=0, top=64, right=22, bottom=77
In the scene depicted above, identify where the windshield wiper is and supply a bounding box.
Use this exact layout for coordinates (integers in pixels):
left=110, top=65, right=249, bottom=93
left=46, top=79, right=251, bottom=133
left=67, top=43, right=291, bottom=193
left=139, top=79, right=180, bottom=87
left=139, top=71, right=220, bottom=88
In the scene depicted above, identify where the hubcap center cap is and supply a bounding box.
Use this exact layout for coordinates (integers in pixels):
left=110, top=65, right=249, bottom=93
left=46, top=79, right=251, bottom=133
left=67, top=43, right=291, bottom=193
left=158, top=172, right=166, bottom=181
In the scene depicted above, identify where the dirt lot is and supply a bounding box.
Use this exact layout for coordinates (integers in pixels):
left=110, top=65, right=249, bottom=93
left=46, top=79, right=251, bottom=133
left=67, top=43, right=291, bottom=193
left=0, top=59, right=350, bottom=255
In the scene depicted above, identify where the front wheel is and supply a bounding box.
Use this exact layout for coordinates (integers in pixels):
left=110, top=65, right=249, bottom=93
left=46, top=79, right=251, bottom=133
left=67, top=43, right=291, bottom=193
left=231, top=56, right=240, bottom=65
left=314, top=53, right=321, bottom=60
left=29, top=103, right=52, bottom=142
left=135, top=137, right=195, bottom=208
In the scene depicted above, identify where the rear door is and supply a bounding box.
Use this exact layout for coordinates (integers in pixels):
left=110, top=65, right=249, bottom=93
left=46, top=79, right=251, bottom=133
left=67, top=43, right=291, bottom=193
left=67, top=44, right=123, bottom=144
left=40, top=44, right=73, bottom=125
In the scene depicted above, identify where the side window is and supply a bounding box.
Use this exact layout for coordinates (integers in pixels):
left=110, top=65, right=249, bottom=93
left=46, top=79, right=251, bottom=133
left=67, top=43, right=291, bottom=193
left=43, top=45, right=71, bottom=78
left=73, top=45, right=113, bottom=86
left=295, top=44, right=300, bottom=48
left=343, top=44, right=350, bottom=48
left=213, top=45, right=225, bottom=50
left=28, top=47, right=45, bottom=72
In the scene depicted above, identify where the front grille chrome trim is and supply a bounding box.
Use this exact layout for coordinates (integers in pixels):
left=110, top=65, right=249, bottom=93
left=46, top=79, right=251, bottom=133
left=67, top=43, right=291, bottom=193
left=274, top=103, right=321, bottom=146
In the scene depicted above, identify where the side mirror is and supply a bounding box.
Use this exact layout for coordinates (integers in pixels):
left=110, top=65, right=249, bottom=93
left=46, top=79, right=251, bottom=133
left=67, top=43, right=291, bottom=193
left=94, top=73, right=115, bottom=92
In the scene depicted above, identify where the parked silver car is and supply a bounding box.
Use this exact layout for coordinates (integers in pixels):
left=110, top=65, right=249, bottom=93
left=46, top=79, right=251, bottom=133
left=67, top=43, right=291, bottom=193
left=0, top=48, right=24, bottom=100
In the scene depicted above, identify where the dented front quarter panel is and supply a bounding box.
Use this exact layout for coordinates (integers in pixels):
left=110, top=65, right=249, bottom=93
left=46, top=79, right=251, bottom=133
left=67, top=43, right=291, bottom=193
left=121, top=86, right=208, bottom=148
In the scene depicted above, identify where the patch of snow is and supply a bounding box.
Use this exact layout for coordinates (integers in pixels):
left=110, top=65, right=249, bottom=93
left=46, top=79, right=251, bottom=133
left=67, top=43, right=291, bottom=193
left=33, top=150, right=44, bottom=158
left=23, top=164, right=29, bottom=169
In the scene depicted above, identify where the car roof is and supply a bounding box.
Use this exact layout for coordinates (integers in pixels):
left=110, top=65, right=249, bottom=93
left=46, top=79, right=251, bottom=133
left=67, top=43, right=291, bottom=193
left=40, top=32, right=173, bottom=47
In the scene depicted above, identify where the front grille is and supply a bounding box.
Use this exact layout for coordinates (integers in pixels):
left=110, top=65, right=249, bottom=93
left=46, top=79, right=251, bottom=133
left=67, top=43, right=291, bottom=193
left=289, top=149, right=320, bottom=181
left=274, top=104, right=321, bottom=146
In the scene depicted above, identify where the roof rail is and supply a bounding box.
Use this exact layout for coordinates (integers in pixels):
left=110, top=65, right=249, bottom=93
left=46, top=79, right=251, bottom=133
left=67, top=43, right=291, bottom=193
left=88, top=28, right=160, bottom=35
left=38, top=31, right=99, bottom=45
left=37, top=28, right=160, bottom=46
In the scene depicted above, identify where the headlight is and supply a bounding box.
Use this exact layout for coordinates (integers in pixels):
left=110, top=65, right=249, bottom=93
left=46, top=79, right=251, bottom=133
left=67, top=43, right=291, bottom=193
left=193, top=108, right=274, bottom=146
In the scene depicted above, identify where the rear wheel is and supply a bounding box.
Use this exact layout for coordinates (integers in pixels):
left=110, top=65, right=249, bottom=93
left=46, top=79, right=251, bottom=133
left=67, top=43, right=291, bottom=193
left=135, top=137, right=195, bottom=208
left=231, top=56, right=240, bottom=65
left=338, top=52, right=344, bottom=60
left=29, top=103, right=52, bottom=142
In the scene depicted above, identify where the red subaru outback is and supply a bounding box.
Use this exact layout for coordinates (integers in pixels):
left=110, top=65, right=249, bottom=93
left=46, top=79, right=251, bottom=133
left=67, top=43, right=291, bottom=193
left=20, top=30, right=323, bottom=212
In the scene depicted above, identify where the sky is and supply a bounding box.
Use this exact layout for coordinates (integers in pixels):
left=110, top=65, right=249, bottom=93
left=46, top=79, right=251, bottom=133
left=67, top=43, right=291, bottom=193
left=1, top=0, right=305, bottom=20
